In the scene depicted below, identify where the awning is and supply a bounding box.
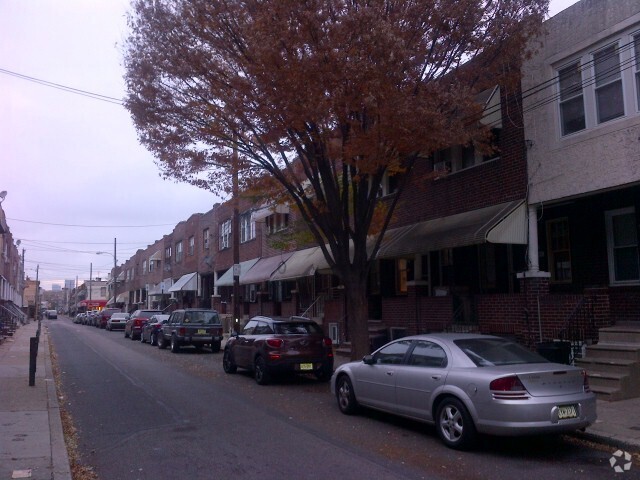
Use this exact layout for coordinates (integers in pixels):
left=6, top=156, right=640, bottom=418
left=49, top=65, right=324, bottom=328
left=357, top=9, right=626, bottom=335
left=116, top=293, right=129, bottom=303
left=251, top=203, right=290, bottom=222
left=377, top=200, right=527, bottom=258
left=270, top=247, right=331, bottom=282
left=149, top=250, right=162, bottom=261
left=241, top=253, right=294, bottom=285
left=216, top=258, right=260, bottom=287
left=168, top=272, right=198, bottom=292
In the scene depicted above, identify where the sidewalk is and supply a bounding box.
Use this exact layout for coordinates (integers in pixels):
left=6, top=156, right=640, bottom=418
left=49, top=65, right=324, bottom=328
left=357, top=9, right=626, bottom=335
left=0, top=320, right=71, bottom=480
left=0, top=322, right=638, bottom=480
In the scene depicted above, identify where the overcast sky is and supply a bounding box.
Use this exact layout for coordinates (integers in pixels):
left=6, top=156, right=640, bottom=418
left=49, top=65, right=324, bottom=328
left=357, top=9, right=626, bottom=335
left=0, top=0, right=580, bottom=290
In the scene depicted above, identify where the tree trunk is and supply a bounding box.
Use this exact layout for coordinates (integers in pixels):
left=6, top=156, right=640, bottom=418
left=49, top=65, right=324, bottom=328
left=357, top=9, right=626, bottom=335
left=343, top=273, right=370, bottom=361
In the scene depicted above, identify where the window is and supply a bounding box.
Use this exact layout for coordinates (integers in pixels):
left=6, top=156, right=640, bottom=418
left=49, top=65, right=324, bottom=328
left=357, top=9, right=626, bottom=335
left=203, top=228, right=210, bottom=250
left=266, top=213, right=289, bottom=234
left=605, top=207, right=639, bottom=284
left=240, top=212, right=256, bottom=243
left=634, top=34, right=640, bottom=109
left=175, top=241, right=183, bottom=263
left=558, top=61, right=586, bottom=135
left=149, top=260, right=155, bottom=272
left=408, top=341, right=448, bottom=368
left=546, top=218, right=572, bottom=283
left=396, top=258, right=408, bottom=295
left=432, top=128, right=501, bottom=174
left=100, top=287, right=107, bottom=297
left=375, top=171, right=399, bottom=197
left=165, top=246, right=172, bottom=263
left=593, top=44, right=624, bottom=123
left=142, top=260, right=147, bottom=273
left=188, top=236, right=195, bottom=256
left=220, top=220, right=231, bottom=250
left=373, top=340, right=412, bottom=364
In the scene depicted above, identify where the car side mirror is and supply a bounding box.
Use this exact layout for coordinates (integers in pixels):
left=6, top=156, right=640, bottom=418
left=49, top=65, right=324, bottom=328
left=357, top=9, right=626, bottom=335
left=363, top=355, right=375, bottom=365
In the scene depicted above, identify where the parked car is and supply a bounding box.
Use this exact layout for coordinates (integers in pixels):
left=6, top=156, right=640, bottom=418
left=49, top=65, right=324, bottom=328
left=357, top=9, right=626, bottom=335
left=96, top=308, right=122, bottom=329
left=157, top=309, right=223, bottom=353
left=222, top=315, right=334, bottom=385
left=86, top=311, right=98, bottom=326
left=140, top=314, right=169, bottom=345
left=331, top=333, right=597, bottom=450
left=106, top=312, right=130, bottom=331
left=46, top=310, right=57, bottom=319
left=74, top=313, right=85, bottom=324
left=125, top=310, right=162, bottom=340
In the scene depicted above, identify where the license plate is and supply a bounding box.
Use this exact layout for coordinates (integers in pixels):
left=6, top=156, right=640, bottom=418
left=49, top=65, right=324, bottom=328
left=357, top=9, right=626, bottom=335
left=197, top=329, right=206, bottom=335
left=299, top=363, right=313, bottom=371
left=558, top=404, right=578, bottom=419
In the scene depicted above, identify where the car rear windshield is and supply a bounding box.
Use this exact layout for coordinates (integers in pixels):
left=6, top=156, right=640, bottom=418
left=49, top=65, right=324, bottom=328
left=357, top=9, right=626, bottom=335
left=454, top=338, right=548, bottom=367
left=274, top=322, right=323, bottom=335
left=184, top=311, right=220, bottom=325
left=139, top=311, right=161, bottom=318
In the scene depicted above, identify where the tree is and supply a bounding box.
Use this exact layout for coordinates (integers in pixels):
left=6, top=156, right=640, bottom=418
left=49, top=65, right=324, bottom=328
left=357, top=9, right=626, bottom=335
left=123, top=0, right=547, bottom=359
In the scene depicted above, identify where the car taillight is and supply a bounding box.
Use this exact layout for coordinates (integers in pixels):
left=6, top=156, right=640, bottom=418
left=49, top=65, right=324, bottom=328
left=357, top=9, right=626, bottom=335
left=582, top=370, right=591, bottom=393
left=266, top=338, right=284, bottom=348
left=323, top=337, right=332, bottom=347
left=490, top=375, right=529, bottom=400
left=179, top=327, right=186, bottom=336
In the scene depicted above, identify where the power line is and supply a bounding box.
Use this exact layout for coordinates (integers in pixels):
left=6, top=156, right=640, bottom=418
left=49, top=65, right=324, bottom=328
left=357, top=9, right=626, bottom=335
left=7, top=217, right=177, bottom=228
left=0, top=67, right=124, bottom=105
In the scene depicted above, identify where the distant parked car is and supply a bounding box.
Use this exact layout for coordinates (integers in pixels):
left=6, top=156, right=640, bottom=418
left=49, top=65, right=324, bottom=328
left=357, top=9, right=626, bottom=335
left=125, top=310, right=162, bottom=341
left=46, top=310, right=58, bottom=319
left=140, top=314, right=169, bottom=345
left=106, top=312, right=130, bottom=331
left=157, top=309, right=223, bottom=353
left=331, top=333, right=597, bottom=450
left=223, top=315, right=334, bottom=385
left=74, top=313, right=84, bottom=324
left=96, top=308, right=122, bottom=329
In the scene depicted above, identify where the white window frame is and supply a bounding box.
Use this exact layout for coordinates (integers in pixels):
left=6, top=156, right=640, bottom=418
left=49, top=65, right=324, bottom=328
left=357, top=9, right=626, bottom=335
left=240, top=212, right=256, bottom=243
left=634, top=32, right=640, bottom=110
left=176, top=241, right=183, bottom=262
left=558, top=60, right=586, bottom=136
left=593, top=42, right=625, bottom=124
left=203, top=228, right=210, bottom=250
left=605, top=207, right=640, bottom=285
left=188, top=236, right=195, bottom=256
left=220, top=219, right=231, bottom=250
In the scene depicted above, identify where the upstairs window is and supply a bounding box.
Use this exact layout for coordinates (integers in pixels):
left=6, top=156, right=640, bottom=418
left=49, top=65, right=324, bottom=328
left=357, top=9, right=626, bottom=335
left=634, top=34, right=640, bottom=109
left=240, top=212, right=256, bottom=243
left=266, top=213, right=289, bottom=234
left=558, top=61, right=586, bottom=136
left=593, top=44, right=624, bottom=124
left=203, top=228, right=210, bottom=250
left=142, top=260, right=147, bottom=273
left=220, top=219, right=231, bottom=250
left=176, top=241, right=183, bottom=262
left=165, top=246, right=172, bottom=263
left=188, top=236, right=195, bottom=256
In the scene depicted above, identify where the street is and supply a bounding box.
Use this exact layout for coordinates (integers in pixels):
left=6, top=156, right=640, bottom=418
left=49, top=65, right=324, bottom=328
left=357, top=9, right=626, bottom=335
left=48, top=317, right=625, bottom=480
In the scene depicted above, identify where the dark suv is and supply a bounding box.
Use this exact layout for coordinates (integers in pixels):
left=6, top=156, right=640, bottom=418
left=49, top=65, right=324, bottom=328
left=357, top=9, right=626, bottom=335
left=125, top=309, right=162, bottom=340
left=96, top=308, right=122, bottom=329
left=223, top=315, right=334, bottom=385
left=157, top=309, right=224, bottom=353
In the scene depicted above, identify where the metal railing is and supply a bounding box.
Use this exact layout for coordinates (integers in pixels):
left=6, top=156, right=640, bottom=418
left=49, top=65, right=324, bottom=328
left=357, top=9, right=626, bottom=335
left=300, top=294, right=325, bottom=319
left=552, top=297, right=597, bottom=364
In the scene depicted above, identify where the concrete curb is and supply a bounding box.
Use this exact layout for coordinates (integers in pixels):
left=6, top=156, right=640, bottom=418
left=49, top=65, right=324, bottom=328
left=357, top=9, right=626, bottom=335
left=42, top=327, right=73, bottom=480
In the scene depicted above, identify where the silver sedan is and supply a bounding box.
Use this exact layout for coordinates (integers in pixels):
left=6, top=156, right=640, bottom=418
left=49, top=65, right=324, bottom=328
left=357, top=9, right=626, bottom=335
left=331, top=333, right=597, bottom=449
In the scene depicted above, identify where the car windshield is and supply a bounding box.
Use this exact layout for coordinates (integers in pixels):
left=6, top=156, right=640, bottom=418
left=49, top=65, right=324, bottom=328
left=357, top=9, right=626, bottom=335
left=184, top=311, right=220, bottom=325
left=455, top=338, right=548, bottom=367
left=274, top=322, right=322, bottom=335
left=140, top=311, right=161, bottom=319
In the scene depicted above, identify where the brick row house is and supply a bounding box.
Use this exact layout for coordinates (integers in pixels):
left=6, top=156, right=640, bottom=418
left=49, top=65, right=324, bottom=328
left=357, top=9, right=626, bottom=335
left=106, top=0, right=639, bottom=361
left=0, top=201, right=27, bottom=330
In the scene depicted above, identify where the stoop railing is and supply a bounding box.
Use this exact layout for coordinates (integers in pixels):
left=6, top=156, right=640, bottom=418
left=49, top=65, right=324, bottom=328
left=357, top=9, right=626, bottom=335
left=551, top=297, right=597, bottom=364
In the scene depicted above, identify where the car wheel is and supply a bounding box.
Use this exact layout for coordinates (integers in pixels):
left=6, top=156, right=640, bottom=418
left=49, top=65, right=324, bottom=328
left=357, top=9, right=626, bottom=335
left=158, top=334, right=167, bottom=349
left=315, top=366, right=333, bottom=382
left=150, top=333, right=157, bottom=346
left=254, top=356, right=270, bottom=385
left=124, top=329, right=130, bottom=338
left=222, top=349, right=237, bottom=374
left=210, top=340, right=221, bottom=353
left=435, top=397, right=477, bottom=450
left=140, top=332, right=146, bottom=343
left=170, top=336, right=181, bottom=353
left=336, top=375, right=358, bottom=414
left=131, top=331, right=137, bottom=341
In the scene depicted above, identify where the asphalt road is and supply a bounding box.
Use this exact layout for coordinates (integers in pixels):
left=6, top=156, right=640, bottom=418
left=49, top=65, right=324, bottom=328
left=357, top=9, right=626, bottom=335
left=48, top=317, right=627, bottom=480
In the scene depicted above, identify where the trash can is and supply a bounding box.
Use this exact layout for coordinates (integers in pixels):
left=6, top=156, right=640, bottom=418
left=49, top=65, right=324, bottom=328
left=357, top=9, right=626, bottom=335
left=536, top=341, right=571, bottom=364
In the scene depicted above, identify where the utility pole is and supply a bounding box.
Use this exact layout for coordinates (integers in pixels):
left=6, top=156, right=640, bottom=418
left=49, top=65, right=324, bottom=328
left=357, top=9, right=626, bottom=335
left=113, top=238, right=118, bottom=310
left=89, top=263, right=93, bottom=303
left=232, top=142, right=241, bottom=333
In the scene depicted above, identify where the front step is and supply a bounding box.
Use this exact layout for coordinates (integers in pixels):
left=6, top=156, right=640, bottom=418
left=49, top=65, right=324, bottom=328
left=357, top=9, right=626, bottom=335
left=581, top=321, right=640, bottom=401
